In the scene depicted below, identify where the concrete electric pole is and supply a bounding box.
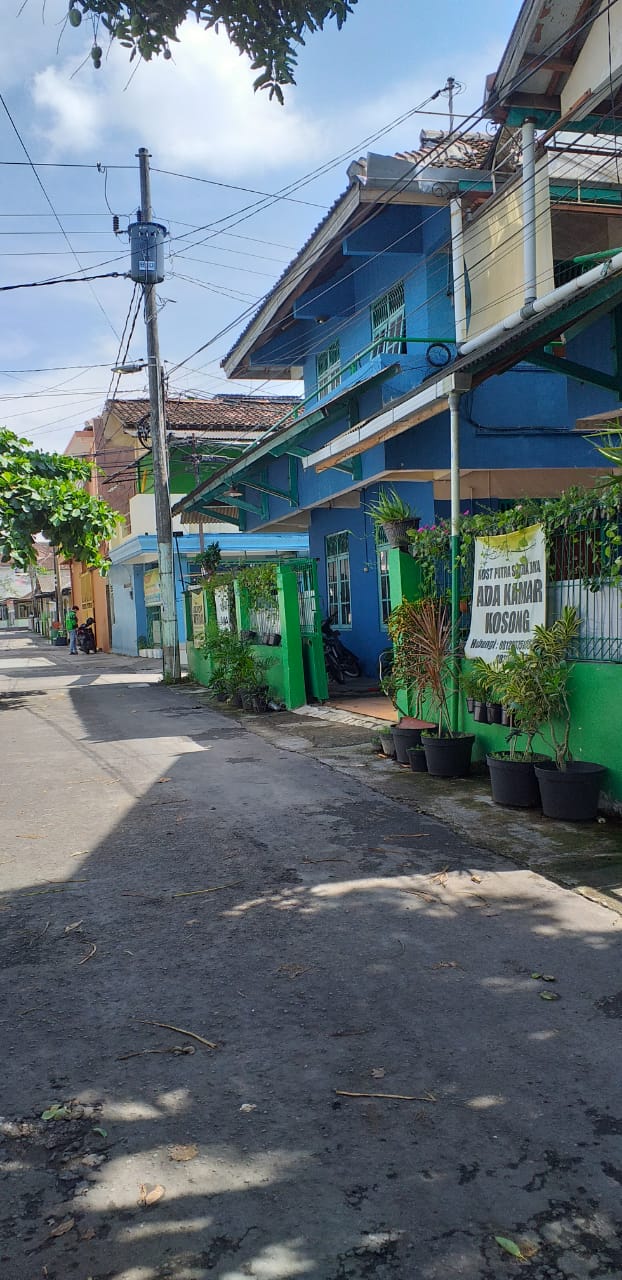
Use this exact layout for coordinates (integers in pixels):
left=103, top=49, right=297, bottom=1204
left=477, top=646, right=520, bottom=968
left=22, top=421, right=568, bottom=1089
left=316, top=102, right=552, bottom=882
left=132, top=147, right=180, bottom=681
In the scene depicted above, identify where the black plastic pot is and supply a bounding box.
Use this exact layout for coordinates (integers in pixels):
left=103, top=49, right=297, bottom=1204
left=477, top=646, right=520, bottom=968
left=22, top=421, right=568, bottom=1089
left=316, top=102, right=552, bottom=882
left=486, top=702, right=503, bottom=725
left=473, top=700, right=488, bottom=723
left=486, top=753, right=542, bottom=809
left=382, top=517, right=420, bottom=550
left=422, top=733, right=474, bottom=778
left=466, top=697, right=475, bottom=715
left=407, top=746, right=428, bottom=773
left=535, top=760, right=606, bottom=822
left=501, top=706, right=514, bottom=727
left=391, top=723, right=423, bottom=764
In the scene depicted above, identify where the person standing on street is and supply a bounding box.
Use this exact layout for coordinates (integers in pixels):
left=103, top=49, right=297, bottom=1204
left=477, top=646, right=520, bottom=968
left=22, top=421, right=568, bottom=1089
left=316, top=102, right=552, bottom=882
left=66, top=604, right=79, bottom=655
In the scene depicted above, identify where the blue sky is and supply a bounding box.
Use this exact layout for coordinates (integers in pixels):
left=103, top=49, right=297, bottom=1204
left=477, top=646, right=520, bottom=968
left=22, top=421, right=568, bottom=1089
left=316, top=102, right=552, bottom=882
left=2, top=0, right=514, bottom=454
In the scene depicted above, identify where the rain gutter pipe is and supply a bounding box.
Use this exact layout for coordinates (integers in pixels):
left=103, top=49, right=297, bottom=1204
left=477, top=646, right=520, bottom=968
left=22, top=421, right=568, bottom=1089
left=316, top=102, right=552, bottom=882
left=450, top=199, right=467, bottom=345
left=522, top=118, right=537, bottom=309
left=448, top=385, right=462, bottom=734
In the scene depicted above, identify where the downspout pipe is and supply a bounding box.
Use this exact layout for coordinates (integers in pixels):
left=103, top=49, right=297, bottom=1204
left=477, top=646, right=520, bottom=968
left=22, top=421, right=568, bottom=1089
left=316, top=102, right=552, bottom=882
left=448, top=386, right=462, bottom=734
left=458, top=252, right=621, bottom=358
left=450, top=198, right=468, bottom=345
left=522, top=117, right=537, bottom=312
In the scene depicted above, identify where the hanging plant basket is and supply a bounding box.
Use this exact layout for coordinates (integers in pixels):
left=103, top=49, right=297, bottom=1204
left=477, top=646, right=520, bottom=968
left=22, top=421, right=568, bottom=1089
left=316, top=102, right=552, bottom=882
left=535, top=761, right=606, bottom=821
left=382, top=517, right=420, bottom=550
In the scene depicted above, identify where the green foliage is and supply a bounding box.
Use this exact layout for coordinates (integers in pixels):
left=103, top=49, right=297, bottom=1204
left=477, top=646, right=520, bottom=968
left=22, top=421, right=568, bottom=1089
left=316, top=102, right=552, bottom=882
left=0, top=429, right=119, bottom=571
left=367, top=486, right=416, bottom=529
left=204, top=560, right=278, bottom=612
left=488, top=606, right=581, bottom=765
left=202, top=625, right=268, bottom=700
left=460, top=658, right=493, bottom=703
left=388, top=596, right=455, bottom=736
left=66, top=1, right=359, bottom=98
left=408, top=475, right=622, bottom=593
left=196, top=541, right=221, bottom=578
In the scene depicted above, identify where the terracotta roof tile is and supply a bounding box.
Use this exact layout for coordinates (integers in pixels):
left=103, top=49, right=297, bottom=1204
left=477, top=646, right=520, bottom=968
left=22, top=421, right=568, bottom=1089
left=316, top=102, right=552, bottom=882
left=106, top=394, right=301, bottom=433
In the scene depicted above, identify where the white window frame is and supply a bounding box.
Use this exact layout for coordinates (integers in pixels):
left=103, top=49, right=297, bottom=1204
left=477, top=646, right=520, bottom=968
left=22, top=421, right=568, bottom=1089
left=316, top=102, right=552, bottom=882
left=326, top=531, right=351, bottom=628
left=316, top=340, right=341, bottom=398
left=371, top=281, right=406, bottom=355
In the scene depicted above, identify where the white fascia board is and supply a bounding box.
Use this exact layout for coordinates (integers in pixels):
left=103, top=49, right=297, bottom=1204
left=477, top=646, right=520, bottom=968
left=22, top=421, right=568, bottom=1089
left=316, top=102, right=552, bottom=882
left=222, top=184, right=362, bottom=379
left=302, top=374, right=457, bottom=469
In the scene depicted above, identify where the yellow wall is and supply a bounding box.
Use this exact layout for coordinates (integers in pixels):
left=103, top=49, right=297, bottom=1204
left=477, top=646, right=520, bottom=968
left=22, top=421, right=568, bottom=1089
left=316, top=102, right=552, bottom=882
left=561, top=0, right=622, bottom=120
left=463, top=158, right=554, bottom=340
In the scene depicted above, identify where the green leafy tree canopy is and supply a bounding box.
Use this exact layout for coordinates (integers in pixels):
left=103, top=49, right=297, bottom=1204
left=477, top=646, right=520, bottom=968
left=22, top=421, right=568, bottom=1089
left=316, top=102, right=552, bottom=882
left=67, top=1, right=359, bottom=99
left=0, top=430, right=119, bottom=571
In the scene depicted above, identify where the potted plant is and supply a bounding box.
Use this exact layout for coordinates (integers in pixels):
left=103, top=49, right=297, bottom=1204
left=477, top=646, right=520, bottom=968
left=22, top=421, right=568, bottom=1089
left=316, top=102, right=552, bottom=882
left=485, top=650, right=549, bottom=809
left=527, top=608, right=606, bottom=820
left=368, top=487, right=420, bottom=550
left=390, top=597, right=474, bottom=777
left=378, top=729, right=396, bottom=758
left=197, top=541, right=221, bottom=578
left=461, top=659, right=492, bottom=721
left=407, top=745, right=428, bottom=773
left=386, top=601, right=435, bottom=763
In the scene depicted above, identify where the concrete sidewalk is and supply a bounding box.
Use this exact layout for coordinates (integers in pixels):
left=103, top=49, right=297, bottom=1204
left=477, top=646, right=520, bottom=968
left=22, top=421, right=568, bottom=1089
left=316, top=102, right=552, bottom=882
left=1, top=629, right=622, bottom=1280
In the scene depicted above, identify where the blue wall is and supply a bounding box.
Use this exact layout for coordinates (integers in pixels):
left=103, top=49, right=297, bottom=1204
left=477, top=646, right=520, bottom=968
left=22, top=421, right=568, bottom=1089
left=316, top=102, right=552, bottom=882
left=308, top=481, right=435, bottom=677
left=109, top=563, right=143, bottom=656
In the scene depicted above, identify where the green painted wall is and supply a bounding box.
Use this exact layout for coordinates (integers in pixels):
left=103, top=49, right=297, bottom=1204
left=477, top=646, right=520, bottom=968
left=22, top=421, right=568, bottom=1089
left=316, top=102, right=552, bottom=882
left=460, top=660, right=622, bottom=804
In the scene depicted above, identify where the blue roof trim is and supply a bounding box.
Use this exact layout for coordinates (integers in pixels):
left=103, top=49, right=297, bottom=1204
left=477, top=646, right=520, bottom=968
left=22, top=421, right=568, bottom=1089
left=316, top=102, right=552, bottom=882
left=109, top=532, right=308, bottom=565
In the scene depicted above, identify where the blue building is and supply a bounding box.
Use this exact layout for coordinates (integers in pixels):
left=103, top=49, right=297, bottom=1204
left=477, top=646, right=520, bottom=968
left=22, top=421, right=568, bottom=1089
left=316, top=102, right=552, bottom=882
left=174, top=129, right=622, bottom=677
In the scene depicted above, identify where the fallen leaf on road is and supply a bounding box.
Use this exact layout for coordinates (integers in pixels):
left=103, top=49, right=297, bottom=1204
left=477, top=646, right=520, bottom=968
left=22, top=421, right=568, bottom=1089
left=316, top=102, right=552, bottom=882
left=431, top=867, right=450, bottom=886
left=49, top=1217, right=75, bottom=1238
left=494, top=1236, right=523, bottom=1259
left=170, top=1144, right=198, bottom=1162
left=371, top=1068, right=385, bottom=1079
left=539, top=991, right=561, bottom=1001
left=531, top=972, right=556, bottom=982
left=431, top=960, right=462, bottom=970
left=41, top=1104, right=70, bottom=1121
left=519, top=1241, right=539, bottom=1259
left=470, top=873, right=482, bottom=883
left=79, top=1228, right=96, bottom=1242
left=157, top=778, right=171, bottom=784
left=278, top=963, right=310, bottom=979
left=92, top=1127, right=107, bottom=1138
left=239, top=1103, right=256, bottom=1113
left=78, top=943, right=97, bottom=965
left=139, top=1184, right=165, bottom=1206
left=63, top=921, right=83, bottom=934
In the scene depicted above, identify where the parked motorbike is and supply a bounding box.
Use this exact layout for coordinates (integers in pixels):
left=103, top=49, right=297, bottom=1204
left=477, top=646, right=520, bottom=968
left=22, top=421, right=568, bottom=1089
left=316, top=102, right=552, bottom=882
left=77, top=617, right=96, bottom=654
left=322, top=616, right=361, bottom=684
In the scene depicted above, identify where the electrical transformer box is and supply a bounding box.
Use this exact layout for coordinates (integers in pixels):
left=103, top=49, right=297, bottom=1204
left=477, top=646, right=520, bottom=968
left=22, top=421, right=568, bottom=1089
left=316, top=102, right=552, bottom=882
left=128, top=221, right=167, bottom=284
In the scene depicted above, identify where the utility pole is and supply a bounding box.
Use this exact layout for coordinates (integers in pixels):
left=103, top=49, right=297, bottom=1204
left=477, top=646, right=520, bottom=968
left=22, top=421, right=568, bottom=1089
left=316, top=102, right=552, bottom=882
left=135, top=146, right=180, bottom=681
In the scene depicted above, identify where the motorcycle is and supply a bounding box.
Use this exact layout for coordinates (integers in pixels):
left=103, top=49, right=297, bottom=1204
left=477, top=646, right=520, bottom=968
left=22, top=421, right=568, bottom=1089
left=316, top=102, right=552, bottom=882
left=322, top=616, right=361, bottom=684
left=77, top=616, right=96, bottom=654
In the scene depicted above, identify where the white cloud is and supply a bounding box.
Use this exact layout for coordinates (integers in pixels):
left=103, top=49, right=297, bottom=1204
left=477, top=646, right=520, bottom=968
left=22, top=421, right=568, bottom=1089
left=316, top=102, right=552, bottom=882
left=32, top=23, right=323, bottom=176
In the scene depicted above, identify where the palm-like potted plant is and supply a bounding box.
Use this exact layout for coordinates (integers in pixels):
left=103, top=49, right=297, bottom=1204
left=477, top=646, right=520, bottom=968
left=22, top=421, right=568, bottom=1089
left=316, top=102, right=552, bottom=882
left=489, top=607, right=605, bottom=818
left=485, top=651, right=550, bottom=808
left=387, top=599, right=435, bottom=763
left=368, top=487, right=420, bottom=550
left=389, top=597, right=474, bottom=777
left=461, top=659, right=493, bottom=722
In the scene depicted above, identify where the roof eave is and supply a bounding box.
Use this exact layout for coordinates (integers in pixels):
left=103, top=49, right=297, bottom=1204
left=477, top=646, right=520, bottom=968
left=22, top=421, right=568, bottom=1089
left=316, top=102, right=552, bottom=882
left=222, top=182, right=362, bottom=380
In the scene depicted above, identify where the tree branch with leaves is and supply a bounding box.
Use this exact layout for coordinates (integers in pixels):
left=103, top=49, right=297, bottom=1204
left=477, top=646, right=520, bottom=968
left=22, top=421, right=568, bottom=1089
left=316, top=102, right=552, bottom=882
left=67, top=0, right=359, bottom=99
left=0, top=430, right=119, bottom=571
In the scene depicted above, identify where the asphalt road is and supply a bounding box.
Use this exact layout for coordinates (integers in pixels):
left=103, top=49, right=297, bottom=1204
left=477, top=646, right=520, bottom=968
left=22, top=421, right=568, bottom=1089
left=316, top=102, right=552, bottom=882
left=1, top=629, right=622, bottom=1280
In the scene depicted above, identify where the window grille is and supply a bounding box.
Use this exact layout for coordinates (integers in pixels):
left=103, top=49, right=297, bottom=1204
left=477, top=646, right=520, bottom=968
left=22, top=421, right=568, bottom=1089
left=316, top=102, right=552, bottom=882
left=316, top=340, right=341, bottom=398
left=371, top=281, right=406, bottom=354
left=326, top=531, right=351, bottom=627
left=376, top=528, right=391, bottom=626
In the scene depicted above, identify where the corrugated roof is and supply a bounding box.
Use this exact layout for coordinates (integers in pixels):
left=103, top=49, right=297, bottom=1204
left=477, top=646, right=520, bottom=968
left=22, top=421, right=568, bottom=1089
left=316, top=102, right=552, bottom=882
left=106, top=394, right=301, bottom=432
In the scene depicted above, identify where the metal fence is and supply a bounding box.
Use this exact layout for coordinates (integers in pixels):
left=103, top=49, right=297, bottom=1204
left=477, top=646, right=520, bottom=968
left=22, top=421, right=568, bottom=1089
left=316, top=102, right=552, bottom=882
left=296, top=564, right=319, bottom=636
left=546, top=522, right=622, bottom=661
left=423, top=518, right=622, bottom=662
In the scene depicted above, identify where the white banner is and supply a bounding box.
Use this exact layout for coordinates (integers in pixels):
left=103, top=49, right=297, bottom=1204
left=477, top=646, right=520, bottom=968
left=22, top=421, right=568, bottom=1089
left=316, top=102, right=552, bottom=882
left=465, top=522, right=546, bottom=663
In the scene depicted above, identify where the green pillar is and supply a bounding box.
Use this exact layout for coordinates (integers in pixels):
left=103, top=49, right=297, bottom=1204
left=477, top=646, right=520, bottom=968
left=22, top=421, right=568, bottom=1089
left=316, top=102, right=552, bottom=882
left=387, top=547, right=423, bottom=607
left=276, top=565, right=307, bottom=709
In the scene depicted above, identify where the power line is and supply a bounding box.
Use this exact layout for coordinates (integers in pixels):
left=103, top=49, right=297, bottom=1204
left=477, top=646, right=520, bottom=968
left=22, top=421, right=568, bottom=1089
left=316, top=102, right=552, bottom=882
left=0, top=270, right=124, bottom=293
left=0, top=92, right=121, bottom=339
